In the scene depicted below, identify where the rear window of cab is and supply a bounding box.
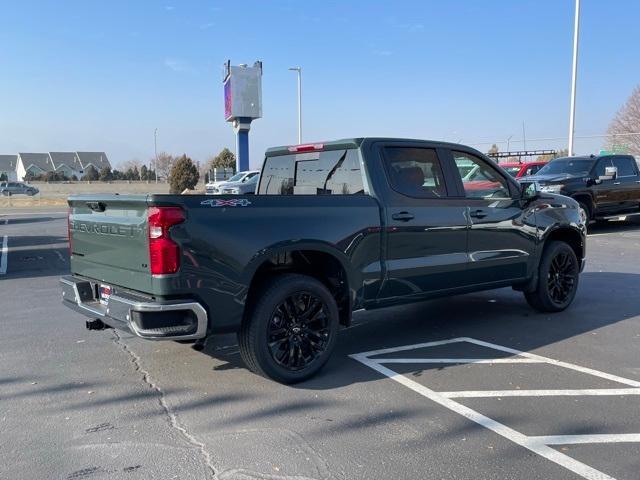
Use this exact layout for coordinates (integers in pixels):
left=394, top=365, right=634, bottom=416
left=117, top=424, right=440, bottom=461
left=258, top=149, right=365, bottom=195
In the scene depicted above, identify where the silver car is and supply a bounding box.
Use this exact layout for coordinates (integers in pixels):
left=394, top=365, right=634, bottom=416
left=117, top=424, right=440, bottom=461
left=207, top=170, right=259, bottom=194
left=220, top=174, right=260, bottom=195
left=0, top=181, right=39, bottom=196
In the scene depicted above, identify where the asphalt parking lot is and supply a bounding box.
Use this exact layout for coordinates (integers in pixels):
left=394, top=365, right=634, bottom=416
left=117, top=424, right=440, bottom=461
left=1, top=207, right=639, bottom=480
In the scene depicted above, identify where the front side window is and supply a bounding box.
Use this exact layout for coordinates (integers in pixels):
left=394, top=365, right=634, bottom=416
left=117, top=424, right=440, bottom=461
left=612, top=157, right=638, bottom=177
left=453, top=151, right=511, bottom=199
left=382, top=147, right=446, bottom=198
left=258, top=149, right=364, bottom=195
left=594, top=158, right=613, bottom=178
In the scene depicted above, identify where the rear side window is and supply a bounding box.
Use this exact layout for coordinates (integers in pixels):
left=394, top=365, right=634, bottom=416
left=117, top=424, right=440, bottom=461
left=258, top=149, right=364, bottom=195
left=382, top=147, right=447, bottom=198
left=612, top=157, right=638, bottom=177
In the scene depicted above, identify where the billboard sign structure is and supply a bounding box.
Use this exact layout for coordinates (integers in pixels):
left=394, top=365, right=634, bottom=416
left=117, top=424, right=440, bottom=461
left=223, top=61, right=262, bottom=122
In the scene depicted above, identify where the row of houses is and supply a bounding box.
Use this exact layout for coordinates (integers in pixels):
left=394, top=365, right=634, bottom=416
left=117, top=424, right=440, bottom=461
left=0, top=152, right=111, bottom=181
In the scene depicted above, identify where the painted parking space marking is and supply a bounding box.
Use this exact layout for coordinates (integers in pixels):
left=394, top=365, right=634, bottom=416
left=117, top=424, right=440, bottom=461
left=1, top=218, right=8, bottom=275
left=351, top=337, right=640, bottom=480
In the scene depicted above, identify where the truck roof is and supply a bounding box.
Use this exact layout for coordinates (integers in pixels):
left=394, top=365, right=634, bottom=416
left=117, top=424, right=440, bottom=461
left=552, top=154, right=636, bottom=162
left=265, top=137, right=480, bottom=156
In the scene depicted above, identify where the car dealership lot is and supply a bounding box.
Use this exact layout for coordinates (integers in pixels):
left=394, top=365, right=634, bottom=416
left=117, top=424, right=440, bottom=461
left=1, top=209, right=640, bottom=479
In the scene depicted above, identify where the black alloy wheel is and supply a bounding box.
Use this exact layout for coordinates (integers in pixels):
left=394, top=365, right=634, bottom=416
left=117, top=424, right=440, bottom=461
left=525, top=241, right=580, bottom=312
left=267, top=292, right=330, bottom=371
left=238, top=273, right=339, bottom=383
left=547, top=249, right=578, bottom=305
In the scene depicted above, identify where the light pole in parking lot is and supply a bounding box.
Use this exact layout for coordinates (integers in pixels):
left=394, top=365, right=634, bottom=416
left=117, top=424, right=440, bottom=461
left=289, top=67, right=302, bottom=144
left=568, top=0, right=581, bottom=156
left=154, top=128, right=158, bottom=183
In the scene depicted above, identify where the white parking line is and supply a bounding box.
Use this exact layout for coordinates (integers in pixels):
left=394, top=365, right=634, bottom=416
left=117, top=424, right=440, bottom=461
left=531, top=434, right=640, bottom=445
left=376, top=357, right=545, bottom=364
left=0, top=211, right=66, bottom=216
left=351, top=337, right=640, bottom=480
left=0, top=218, right=7, bottom=275
left=441, top=388, right=640, bottom=398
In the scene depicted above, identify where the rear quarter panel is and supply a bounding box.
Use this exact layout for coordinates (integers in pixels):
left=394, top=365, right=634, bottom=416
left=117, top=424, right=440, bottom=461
left=149, top=194, right=382, bottom=331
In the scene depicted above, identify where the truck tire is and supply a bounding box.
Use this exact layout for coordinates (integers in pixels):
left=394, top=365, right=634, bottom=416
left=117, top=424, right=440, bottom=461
left=238, top=273, right=339, bottom=383
left=524, top=241, right=580, bottom=312
left=577, top=201, right=591, bottom=224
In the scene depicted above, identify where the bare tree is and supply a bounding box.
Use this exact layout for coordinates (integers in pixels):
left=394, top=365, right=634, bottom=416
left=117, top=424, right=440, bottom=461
left=120, top=159, right=142, bottom=171
left=606, top=85, right=640, bottom=157
left=154, top=152, right=176, bottom=182
left=207, top=148, right=236, bottom=170
left=487, top=144, right=499, bottom=155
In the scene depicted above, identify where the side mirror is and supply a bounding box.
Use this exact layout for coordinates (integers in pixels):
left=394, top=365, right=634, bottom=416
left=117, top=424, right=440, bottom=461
left=605, top=166, right=618, bottom=179
left=520, top=180, right=539, bottom=199
left=598, top=166, right=618, bottom=182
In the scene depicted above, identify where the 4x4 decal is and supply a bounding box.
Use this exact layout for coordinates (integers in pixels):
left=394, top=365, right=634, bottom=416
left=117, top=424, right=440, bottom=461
left=201, top=198, right=252, bottom=207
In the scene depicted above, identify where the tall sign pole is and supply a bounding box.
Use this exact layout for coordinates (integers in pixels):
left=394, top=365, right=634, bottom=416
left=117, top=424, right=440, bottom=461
left=289, top=67, right=302, bottom=144
left=223, top=60, right=263, bottom=172
left=568, top=0, right=581, bottom=156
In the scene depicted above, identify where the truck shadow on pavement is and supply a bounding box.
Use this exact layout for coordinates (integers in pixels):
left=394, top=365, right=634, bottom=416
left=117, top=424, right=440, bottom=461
left=199, top=271, right=640, bottom=391
left=2, top=235, right=69, bottom=279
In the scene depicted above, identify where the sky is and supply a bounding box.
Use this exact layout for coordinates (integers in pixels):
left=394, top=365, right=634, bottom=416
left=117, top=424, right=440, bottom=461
left=1, top=0, right=639, bottom=169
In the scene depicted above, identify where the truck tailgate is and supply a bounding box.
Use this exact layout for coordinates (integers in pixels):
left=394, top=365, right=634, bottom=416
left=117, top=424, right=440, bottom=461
left=68, top=195, right=153, bottom=292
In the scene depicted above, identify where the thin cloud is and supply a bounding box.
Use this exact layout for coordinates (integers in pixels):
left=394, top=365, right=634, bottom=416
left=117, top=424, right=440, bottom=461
left=164, top=58, right=195, bottom=74
left=200, top=22, right=215, bottom=30
left=164, top=5, right=175, bottom=11
left=372, top=49, right=393, bottom=57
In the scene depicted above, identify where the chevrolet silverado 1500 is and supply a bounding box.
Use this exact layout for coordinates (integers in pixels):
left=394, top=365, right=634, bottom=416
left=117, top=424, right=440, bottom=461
left=61, top=138, right=586, bottom=383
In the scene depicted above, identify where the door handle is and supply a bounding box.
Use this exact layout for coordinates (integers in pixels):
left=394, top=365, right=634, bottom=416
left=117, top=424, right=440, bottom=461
left=613, top=182, right=621, bottom=185
left=391, top=211, right=414, bottom=222
left=469, top=209, right=488, bottom=219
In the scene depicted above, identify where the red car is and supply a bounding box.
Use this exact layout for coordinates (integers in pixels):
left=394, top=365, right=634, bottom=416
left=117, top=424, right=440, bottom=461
left=499, top=161, right=547, bottom=178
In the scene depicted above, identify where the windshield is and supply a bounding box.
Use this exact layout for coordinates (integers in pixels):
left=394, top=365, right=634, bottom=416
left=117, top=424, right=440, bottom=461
left=536, top=159, right=594, bottom=175
left=227, top=173, right=245, bottom=182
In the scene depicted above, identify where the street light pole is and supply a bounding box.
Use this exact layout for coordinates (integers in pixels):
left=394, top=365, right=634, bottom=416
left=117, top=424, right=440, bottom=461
left=154, top=128, right=158, bottom=183
left=568, top=0, right=581, bottom=156
left=289, top=67, right=302, bottom=144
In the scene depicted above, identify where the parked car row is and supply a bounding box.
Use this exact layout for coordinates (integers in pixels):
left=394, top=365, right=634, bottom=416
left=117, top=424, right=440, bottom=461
left=205, top=170, right=259, bottom=195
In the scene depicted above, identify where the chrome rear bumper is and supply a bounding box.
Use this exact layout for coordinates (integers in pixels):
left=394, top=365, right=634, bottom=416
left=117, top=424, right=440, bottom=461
left=60, top=276, right=208, bottom=341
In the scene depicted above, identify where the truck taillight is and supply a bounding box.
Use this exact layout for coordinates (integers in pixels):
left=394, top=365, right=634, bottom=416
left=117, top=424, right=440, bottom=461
left=147, top=206, right=185, bottom=275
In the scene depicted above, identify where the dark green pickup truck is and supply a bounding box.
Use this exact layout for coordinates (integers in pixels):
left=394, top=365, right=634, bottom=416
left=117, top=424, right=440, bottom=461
left=61, top=138, right=586, bottom=383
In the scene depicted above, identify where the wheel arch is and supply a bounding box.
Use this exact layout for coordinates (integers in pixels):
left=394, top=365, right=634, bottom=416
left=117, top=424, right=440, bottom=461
left=542, top=225, right=585, bottom=263
left=242, top=243, right=355, bottom=327
left=570, top=193, right=595, bottom=217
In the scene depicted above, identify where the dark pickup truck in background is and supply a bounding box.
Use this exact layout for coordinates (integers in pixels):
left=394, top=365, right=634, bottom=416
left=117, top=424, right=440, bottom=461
left=527, top=154, right=640, bottom=222
left=61, top=138, right=586, bottom=383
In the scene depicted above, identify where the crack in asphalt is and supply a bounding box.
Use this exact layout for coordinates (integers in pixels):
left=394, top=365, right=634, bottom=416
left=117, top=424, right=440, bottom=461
left=111, top=330, right=217, bottom=479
